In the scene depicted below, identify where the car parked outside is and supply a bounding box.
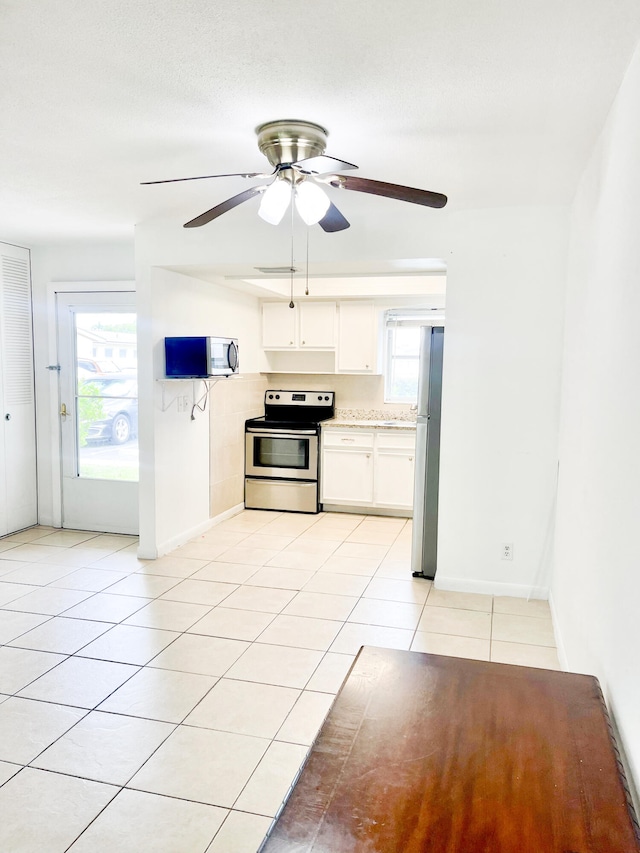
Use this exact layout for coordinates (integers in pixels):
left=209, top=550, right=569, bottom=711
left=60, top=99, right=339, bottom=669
left=77, top=358, right=122, bottom=376
left=80, top=374, right=138, bottom=445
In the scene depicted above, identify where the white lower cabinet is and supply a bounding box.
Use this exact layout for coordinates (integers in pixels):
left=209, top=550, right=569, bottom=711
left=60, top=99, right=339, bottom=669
left=321, top=428, right=416, bottom=512
left=373, top=431, right=416, bottom=510
left=321, top=431, right=374, bottom=504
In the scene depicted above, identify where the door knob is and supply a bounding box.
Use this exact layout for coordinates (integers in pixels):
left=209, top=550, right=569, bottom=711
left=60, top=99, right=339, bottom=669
left=60, top=403, right=68, bottom=418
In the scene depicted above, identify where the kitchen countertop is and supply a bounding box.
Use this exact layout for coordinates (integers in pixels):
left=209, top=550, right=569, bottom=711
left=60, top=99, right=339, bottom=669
left=323, top=417, right=417, bottom=431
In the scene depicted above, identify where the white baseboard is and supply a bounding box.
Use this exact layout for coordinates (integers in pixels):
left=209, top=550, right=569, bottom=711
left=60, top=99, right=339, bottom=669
left=138, top=503, right=244, bottom=559
left=434, top=575, right=550, bottom=599
left=322, top=504, right=411, bottom=518
left=209, top=503, right=245, bottom=528
left=547, top=590, right=569, bottom=670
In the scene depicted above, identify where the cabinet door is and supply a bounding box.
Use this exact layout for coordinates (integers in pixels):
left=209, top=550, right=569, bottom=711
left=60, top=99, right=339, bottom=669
left=337, top=301, right=377, bottom=371
left=262, top=302, right=297, bottom=348
left=299, top=301, right=336, bottom=348
left=374, top=451, right=415, bottom=509
left=322, top=448, right=374, bottom=504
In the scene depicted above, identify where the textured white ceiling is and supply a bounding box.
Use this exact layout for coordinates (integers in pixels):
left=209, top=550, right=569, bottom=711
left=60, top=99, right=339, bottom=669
left=2, top=0, right=640, bottom=245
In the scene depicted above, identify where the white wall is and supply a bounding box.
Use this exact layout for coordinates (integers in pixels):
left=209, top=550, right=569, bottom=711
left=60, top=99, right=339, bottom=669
left=552, top=41, right=640, bottom=789
left=29, top=241, right=134, bottom=525
left=135, top=265, right=265, bottom=557
left=435, top=207, right=568, bottom=598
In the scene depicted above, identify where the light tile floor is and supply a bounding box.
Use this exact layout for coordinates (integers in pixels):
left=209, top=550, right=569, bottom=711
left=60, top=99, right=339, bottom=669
left=0, top=510, right=561, bottom=852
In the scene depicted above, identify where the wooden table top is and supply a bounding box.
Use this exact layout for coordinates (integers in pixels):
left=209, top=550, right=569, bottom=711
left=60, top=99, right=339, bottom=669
left=261, top=647, right=640, bottom=853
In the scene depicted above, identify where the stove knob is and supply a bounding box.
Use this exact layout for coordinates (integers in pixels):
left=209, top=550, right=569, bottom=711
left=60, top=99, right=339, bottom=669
left=275, top=394, right=280, bottom=399
left=268, top=394, right=274, bottom=399
left=324, top=396, right=330, bottom=401
left=317, top=395, right=322, bottom=401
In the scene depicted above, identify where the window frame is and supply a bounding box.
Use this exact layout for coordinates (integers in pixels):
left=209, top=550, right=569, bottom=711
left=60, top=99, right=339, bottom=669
left=383, top=309, right=445, bottom=404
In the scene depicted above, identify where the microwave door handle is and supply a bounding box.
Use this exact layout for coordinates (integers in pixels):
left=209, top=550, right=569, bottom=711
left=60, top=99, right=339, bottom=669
left=228, top=341, right=238, bottom=371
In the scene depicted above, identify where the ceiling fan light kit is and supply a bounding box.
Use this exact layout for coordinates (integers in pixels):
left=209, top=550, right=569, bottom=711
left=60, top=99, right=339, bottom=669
left=258, top=180, right=292, bottom=225
left=295, top=181, right=331, bottom=225
left=143, top=119, right=448, bottom=232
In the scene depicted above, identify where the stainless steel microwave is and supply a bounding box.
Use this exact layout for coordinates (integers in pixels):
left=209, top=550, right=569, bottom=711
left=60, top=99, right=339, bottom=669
left=164, top=336, right=239, bottom=378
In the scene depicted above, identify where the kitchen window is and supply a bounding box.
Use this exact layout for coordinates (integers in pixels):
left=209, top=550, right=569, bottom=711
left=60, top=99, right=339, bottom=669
left=384, top=309, right=444, bottom=402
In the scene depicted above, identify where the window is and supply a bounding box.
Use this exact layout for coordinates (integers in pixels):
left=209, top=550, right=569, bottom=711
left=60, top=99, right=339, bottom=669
left=384, top=309, right=445, bottom=403
left=119, top=348, right=127, bottom=358
left=104, top=347, right=113, bottom=357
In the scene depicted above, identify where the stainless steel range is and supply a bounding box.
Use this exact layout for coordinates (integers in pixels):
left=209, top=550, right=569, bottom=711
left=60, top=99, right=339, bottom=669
left=245, top=390, right=335, bottom=513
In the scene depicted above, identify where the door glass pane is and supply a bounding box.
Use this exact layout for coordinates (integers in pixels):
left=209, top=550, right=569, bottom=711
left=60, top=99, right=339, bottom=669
left=254, top=437, right=309, bottom=469
left=75, top=312, right=138, bottom=481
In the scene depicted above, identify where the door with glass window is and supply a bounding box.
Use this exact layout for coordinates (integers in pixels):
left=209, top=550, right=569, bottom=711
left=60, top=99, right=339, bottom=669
left=57, top=292, right=138, bottom=534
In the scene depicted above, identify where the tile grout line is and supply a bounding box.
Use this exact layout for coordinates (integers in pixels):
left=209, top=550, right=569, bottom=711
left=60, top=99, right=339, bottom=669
left=0, top=509, right=560, bottom=852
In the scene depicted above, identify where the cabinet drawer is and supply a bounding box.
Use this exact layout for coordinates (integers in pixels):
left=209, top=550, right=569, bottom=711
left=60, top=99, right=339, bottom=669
left=376, top=431, right=416, bottom=451
left=323, top=430, right=375, bottom=449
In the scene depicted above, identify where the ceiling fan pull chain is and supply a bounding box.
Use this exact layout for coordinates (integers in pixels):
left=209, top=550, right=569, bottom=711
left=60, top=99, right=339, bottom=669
left=289, top=199, right=295, bottom=308
left=305, top=225, right=310, bottom=296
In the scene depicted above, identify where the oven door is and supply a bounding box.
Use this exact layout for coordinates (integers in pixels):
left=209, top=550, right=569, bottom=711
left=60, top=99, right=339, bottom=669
left=245, top=430, right=318, bottom=480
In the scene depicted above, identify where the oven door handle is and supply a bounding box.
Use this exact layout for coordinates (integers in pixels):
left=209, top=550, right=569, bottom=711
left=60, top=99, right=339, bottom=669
left=246, top=429, right=318, bottom=437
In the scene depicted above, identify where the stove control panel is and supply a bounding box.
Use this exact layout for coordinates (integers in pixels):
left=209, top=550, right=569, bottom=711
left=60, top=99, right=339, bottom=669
left=265, top=390, right=334, bottom=407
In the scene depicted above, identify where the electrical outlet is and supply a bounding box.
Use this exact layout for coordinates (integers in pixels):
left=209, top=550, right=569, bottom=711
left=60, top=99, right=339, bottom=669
left=502, top=542, right=514, bottom=561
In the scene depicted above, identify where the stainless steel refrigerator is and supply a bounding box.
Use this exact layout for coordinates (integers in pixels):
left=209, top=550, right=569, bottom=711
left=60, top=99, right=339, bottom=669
left=411, top=325, right=444, bottom=580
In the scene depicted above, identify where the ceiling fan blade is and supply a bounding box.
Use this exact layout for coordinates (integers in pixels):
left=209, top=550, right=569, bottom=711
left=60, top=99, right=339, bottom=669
left=295, top=155, right=358, bottom=175
left=142, top=169, right=274, bottom=186
left=183, top=185, right=265, bottom=228
left=329, top=175, right=447, bottom=208
left=318, top=202, right=350, bottom=233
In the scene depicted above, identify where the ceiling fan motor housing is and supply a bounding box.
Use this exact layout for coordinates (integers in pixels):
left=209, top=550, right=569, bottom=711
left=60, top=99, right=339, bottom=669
left=256, top=120, right=328, bottom=167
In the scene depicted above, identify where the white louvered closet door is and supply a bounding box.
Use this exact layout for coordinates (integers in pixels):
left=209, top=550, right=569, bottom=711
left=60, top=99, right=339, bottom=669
left=0, top=242, right=37, bottom=535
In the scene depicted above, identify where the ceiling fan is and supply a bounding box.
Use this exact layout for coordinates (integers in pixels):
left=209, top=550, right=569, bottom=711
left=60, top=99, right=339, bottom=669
left=142, top=119, right=448, bottom=233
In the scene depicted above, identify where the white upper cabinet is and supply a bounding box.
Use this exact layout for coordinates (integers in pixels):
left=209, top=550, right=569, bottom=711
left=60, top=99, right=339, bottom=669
left=262, top=301, right=297, bottom=348
left=298, top=301, right=335, bottom=348
left=337, top=301, right=378, bottom=372
left=262, top=301, right=336, bottom=350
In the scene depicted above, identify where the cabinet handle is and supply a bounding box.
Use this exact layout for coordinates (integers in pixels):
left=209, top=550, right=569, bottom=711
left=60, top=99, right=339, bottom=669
left=340, top=437, right=355, bottom=442
left=366, top=453, right=371, bottom=458
left=301, top=340, right=305, bottom=345
left=289, top=341, right=293, bottom=345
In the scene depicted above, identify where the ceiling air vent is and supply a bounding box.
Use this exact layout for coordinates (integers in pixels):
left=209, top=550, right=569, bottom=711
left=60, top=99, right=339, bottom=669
left=254, top=266, right=298, bottom=274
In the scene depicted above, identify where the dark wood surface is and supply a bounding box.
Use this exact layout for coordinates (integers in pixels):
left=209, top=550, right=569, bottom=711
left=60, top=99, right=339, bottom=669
left=261, top=647, right=640, bottom=853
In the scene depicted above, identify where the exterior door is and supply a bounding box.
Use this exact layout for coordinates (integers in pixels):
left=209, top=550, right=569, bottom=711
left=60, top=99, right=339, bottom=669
left=56, top=291, right=138, bottom=534
left=0, top=242, right=38, bottom=535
